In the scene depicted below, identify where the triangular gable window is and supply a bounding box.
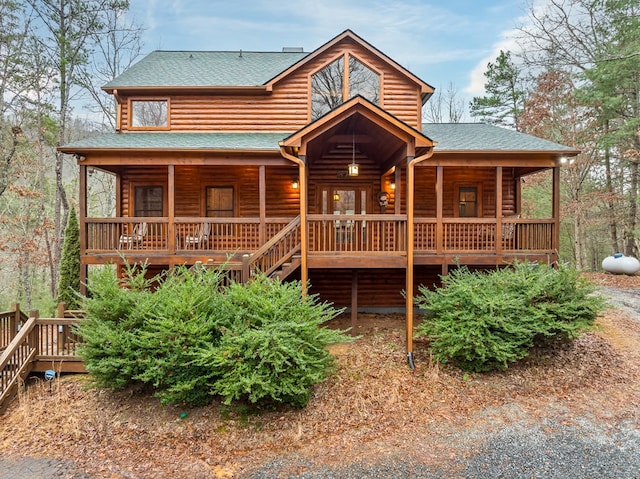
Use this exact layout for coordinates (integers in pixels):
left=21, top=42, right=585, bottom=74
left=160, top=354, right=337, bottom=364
left=311, top=54, right=380, bottom=120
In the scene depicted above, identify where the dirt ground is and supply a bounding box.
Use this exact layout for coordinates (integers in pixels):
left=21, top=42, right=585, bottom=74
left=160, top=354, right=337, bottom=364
left=0, top=273, right=638, bottom=479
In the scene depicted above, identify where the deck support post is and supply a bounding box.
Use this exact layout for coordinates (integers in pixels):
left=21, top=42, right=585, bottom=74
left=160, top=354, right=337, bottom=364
left=351, top=269, right=358, bottom=335
left=406, top=146, right=435, bottom=367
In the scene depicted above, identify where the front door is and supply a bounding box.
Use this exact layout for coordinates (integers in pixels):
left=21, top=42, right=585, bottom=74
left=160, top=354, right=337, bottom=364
left=319, top=186, right=369, bottom=250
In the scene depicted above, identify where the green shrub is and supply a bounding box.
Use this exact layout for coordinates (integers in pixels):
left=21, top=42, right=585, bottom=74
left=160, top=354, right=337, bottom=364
left=204, top=275, right=348, bottom=407
left=76, top=264, right=349, bottom=408
left=414, top=262, right=607, bottom=372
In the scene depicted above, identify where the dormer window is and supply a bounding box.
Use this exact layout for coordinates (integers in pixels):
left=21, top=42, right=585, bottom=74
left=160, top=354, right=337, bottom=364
left=311, top=54, right=380, bottom=120
left=129, top=99, right=169, bottom=129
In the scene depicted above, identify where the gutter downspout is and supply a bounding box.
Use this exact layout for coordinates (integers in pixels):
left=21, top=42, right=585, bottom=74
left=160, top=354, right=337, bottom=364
left=280, top=146, right=308, bottom=293
left=406, top=146, right=435, bottom=369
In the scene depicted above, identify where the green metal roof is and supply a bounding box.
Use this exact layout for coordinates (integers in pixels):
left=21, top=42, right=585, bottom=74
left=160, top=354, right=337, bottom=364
left=423, top=123, right=578, bottom=152
left=103, top=51, right=309, bottom=89
left=60, top=132, right=287, bottom=151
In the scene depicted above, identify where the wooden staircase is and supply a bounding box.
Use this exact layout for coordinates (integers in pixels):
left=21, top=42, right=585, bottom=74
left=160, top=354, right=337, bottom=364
left=0, top=305, right=85, bottom=413
left=243, top=216, right=301, bottom=281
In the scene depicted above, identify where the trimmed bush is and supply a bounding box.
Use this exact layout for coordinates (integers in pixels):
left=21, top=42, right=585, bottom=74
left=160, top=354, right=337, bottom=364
left=414, top=262, right=607, bottom=372
left=76, top=264, right=349, bottom=407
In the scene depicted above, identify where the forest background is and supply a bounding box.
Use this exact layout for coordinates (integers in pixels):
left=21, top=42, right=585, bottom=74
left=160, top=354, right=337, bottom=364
left=1, top=0, right=638, bottom=313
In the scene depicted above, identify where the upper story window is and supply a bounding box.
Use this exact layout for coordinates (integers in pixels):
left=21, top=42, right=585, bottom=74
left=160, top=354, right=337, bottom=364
left=311, top=54, right=380, bottom=120
left=129, top=99, right=169, bottom=129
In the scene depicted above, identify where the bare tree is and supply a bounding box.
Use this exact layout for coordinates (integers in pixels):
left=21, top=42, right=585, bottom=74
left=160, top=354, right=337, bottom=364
left=25, top=0, right=129, bottom=296
left=423, top=82, right=465, bottom=123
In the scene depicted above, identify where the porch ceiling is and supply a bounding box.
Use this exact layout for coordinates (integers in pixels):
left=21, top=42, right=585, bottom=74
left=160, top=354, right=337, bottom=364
left=304, top=113, right=406, bottom=168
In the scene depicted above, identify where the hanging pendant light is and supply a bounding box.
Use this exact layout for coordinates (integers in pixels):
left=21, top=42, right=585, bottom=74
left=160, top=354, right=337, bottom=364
left=348, top=129, right=359, bottom=176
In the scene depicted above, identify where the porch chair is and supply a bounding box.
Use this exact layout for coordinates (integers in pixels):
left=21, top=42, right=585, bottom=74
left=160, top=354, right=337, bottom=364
left=183, top=222, right=210, bottom=249
left=118, top=222, right=148, bottom=249
left=501, top=214, right=520, bottom=250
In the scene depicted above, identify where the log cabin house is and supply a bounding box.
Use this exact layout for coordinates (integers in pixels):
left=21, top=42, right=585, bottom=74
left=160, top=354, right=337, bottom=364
left=59, top=30, right=578, bottom=361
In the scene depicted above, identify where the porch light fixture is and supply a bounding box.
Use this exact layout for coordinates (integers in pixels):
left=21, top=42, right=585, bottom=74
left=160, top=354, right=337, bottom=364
left=390, top=182, right=396, bottom=190
left=291, top=178, right=299, bottom=189
left=348, top=130, right=359, bottom=176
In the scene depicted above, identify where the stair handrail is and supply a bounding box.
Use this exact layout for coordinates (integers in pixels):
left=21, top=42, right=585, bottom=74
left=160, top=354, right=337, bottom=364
left=0, top=316, right=38, bottom=408
left=243, top=216, right=301, bottom=280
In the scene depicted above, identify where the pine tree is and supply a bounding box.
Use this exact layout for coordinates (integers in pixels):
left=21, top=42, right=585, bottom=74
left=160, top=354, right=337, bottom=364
left=57, top=207, right=81, bottom=309
left=470, top=50, right=527, bottom=130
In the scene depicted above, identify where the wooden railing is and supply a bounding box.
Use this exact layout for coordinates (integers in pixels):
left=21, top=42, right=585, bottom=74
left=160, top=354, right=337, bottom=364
left=308, top=214, right=407, bottom=253
left=0, top=304, right=26, bottom=350
left=413, top=218, right=555, bottom=254
left=85, top=217, right=291, bottom=254
left=0, top=305, right=85, bottom=411
left=84, top=216, right=555, bottom=257
left=244, top=216, right=301, bottom=278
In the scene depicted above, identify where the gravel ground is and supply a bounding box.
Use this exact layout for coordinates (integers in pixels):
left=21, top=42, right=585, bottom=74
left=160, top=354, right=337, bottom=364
left=244, top=415, right=640, bottom=479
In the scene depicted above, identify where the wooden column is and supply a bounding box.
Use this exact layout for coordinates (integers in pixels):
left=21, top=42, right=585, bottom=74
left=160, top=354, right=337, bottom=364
left=435, top=166, right=443, bottom=256
left=496, top=166, right=503, bottom=255
left=552, top=166, right=561, bottom=255
left=79, top=165, right=88, bottom=295
left=351, top=269, right=358, bottom=334
left=259, top=165, right=266, bottom=245
left=406, top=154, right=415, bottom=361
left=394, top=167, right=402, bottom=215
left=298, top=155, right=308, bottom=290
left=167, top=165, right=176, bottom=261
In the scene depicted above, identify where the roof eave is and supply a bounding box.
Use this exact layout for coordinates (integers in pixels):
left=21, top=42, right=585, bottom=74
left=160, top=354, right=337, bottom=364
left=102, top=85, right=270, bottom=95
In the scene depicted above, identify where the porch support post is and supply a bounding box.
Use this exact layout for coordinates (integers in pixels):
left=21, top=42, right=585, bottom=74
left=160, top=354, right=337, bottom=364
left=279, top=146, right=308, bottom=293
left=496, top=166, right=503, bottom=255
left=394, top=167, right=402, bottom=215
left=435, top=165, right=444, bottom=258
left=79, top=164, right=87, bottom=295
left=168, top=165, right=176, bottom=260
left=259, top=165, right=266, bottom=245
left=406, top=146, right=435, bottom=369
left=552, top=166, right=561, bottom=258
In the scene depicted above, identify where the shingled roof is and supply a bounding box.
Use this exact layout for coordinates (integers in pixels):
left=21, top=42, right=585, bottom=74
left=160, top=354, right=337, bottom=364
left=103, top=50, right=309, bottom=91
left=424, top=123, right=578, bottom=153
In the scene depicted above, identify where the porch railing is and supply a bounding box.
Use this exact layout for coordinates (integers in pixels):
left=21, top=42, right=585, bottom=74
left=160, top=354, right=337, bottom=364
left=85, top=217, right=291, bottom=254
left=84, top=216, right=555, bottom=256
left=307, top=214, right=407, bottom=253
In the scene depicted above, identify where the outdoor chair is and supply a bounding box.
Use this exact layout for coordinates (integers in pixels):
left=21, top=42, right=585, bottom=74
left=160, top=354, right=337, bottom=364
left=183, top=222, right=210, bottom=249
left=118, top=222, right=148, bottom=249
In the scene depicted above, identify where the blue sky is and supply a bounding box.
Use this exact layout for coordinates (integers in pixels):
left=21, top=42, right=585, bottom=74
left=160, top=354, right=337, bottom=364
left=127, top=0, right=532, bottom=108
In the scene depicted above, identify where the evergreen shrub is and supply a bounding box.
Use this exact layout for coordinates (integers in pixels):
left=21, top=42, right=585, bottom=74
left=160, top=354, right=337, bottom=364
left=77, top=264, right=348, bottom=407
left=414, top=262, right=607, bottom=372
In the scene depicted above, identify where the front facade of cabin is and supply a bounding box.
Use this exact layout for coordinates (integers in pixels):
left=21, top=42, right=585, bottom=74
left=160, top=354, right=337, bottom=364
left=60, top=31, right=577, bottom=353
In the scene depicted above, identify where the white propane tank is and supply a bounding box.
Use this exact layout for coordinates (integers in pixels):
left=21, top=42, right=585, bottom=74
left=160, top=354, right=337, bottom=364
left=602, top=253, right=640, bottom=275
